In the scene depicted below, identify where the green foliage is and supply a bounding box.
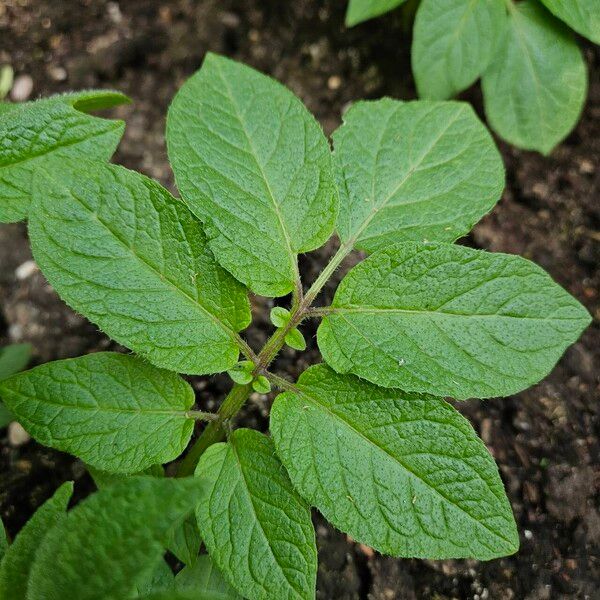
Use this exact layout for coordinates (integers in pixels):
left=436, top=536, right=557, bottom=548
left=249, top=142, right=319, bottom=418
left=346, top=0, right=595, bottom=153
left=0, top=343, right=32, bottom=427
left=318, top=243, right=590, bottom=399
left=175, top=555, right=242, bottom=599
left=27, top=477, right=205, bottom=600
left=0, top=482, right=73, bottom=600
left=0, top=54, right=591, bottom=599
left=29, top=162, right=250, bottom=375
left=481, top=0, right=587, bottom=154
left=271, top=365, right=518, bottom=559
left=195, top=429, right=317, bottom=599
left=0, top=90, right=129, bottom=222
left=0, top=353, right=196, bottom=472
left=167, top=53, right=338, bottom=297
left=333, top=99, right=503, bottom=250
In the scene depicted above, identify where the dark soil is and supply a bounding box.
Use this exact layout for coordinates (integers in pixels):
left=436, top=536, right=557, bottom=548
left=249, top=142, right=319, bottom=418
left=1, top=1, right=599, bottom=598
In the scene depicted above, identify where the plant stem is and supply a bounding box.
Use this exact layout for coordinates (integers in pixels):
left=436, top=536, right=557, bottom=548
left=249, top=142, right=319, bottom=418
left=177, top=241, right=353, bottom=475
left=176, top=382, right=252, bottom=476
left=264, top=370, right=297, bottom=392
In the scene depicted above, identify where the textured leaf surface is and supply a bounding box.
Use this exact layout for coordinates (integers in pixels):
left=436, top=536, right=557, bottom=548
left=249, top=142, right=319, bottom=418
left=333, top=99, right=503, bottom=252
left=27, top=477, right=205, bottom=600
left=0, top=90, right=128, bottom=223
left=136, top=559, right=175, bottom=596
left=0, top=353, right=195, bottom=472
left=167, top=53, right=338, bottom=297
left=318, top=243, right=591, bottom=399
left=176, top=555, right=242, bottom=599
left=0, top=482, right=72, bottom=600
left=345, top=0, right=406, bottom=26
left=195, top=428, right=317, bottom=600
left=0, top=343, right=32, bottom=380
left=88, top=464, right=165, bottom=489
left=481, top=1, right=587, bottom=154
left=412, top=0, right=506, bottom=99
left=540, top=0, right=600, bottom=43
left=271, top=365, right=518, bottom=559
left=169, top=516, right=202, bottom=567
left=29, top=162, right=250, bottom=375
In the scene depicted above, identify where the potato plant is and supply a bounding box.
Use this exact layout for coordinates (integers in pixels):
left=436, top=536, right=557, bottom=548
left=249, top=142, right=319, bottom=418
left=0, top=54, right=591, bottom=599
left=346, top=0, right=599, bottom=154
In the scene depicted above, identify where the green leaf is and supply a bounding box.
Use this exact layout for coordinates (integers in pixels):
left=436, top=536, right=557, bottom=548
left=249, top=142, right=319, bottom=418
left=28, top=161, right=251, bottom=375
left=481, top=1, right=587, bottom=154
left=0, top=65, right=13, bottom=101
left=412, top=0, right=507, bottom=100
left=0, top=482, right=73, bottom=600
left=0, top=522, right=6, bottom=563
left=345, top=0, right=406, bottom=26
left=0, top=404, right=12, bottom=428
left=540, top=0, right=600, bottom=44
left=270, top=306, right=291, bottom=328
left=333, top=99, right=504, bottom=252
left=271, top=365, right=519, bottom=559
left=252, top=375, right=271, bottom=394
left=285, top=327, right=306, bottom=351
left=195, top=429, right=317, bottom=600
left=136, top=559, right=175, bottom=596
left=175, top=555, right=242, bottom=599
left=0, top=343, right=32, bottom=380
left=167, top=52, right=338, bottom=297
left=88, top=464, right=165, bottom=489
left=138, top=592, right=215, bottom=600
left=227, top=361, right=255, bottom=385
left=318, top=242, right=591, bottom=400
left=0, top=352, right=196, bottom=473
left=0, top=90, right=129, bottom=223
left=169, top=516, right=202, bottom=567
left=27, top=476, right=206, bottom=600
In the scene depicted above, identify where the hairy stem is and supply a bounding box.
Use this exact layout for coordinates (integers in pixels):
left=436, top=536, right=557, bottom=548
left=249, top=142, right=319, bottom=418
left=177, top=241, right=353, bottom=475
left=176, top=382, right=252, bottom=476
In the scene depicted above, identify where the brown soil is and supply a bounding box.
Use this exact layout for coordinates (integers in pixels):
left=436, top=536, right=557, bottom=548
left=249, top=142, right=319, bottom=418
left=1, top=1, right=599, bottom=598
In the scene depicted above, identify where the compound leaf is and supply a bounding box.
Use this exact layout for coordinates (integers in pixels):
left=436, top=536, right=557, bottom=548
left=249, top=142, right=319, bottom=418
left=271, top=365, right=519, bottom=559
left=0, top=90, right=128, bottom=223
left=345, top=0, right=406, bottom=26
left=28, top=162, right=251, bottom=375
left=27, top=477, right=206, bottom=600
left=481, top=1, right=587, bottom=154
left=412, top=0, right=507, bottom=100
left=333, top=99, right=503, bottom=252
left=167, top=53, right=338, bottom=297
left=0, top=482, right=73, bottom=600
left=318, top=243, right=591, bottom=399
left=195, top=428, right=317, bottom=600
left=0, top=352, right=196, bottom=473
left=540, top=0, right=600, bottom=44
left=175, top=555, right=242, bottom=599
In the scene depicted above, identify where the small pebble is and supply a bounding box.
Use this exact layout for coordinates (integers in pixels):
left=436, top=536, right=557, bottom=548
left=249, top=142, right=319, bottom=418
left=524, top=529, right=533, bottom=540
left=48, top=65, right=67, bottom=81
left=8, top=422, right=30, bottom=447
left=15, top=260, right=38, bottom=280
left=10, top=74, right=33, bottom=101
left=327, top=75, right=342, bottom=90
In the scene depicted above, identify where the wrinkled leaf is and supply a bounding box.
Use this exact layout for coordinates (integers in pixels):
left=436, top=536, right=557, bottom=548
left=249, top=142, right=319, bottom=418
left=482, top=1, right=587, bottom=154
left=413, top=0, right=507, bottom=99
left=345, top=0, right=406, bottom=26
left=27, top=477, right=206, bottom=600
left=271, top=365, right=519, bottom=559
left=167, top=53, right=338, bottom=297
left=540, top=0, right=600, bottom=43
left=29, top=162, right=251, bottom=375
left=195, top=428, right=317, bottom=600
left=333, top=99, right=503, bottom=252
left=0, top=90, right=128, bottom=223
left=169, top=516, right=202, bottom=567
left=318, top=243, right=591, bottom=399
left=0, top=353, right=196, bottom=472
left=0, top=482, right=73, bottom=600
